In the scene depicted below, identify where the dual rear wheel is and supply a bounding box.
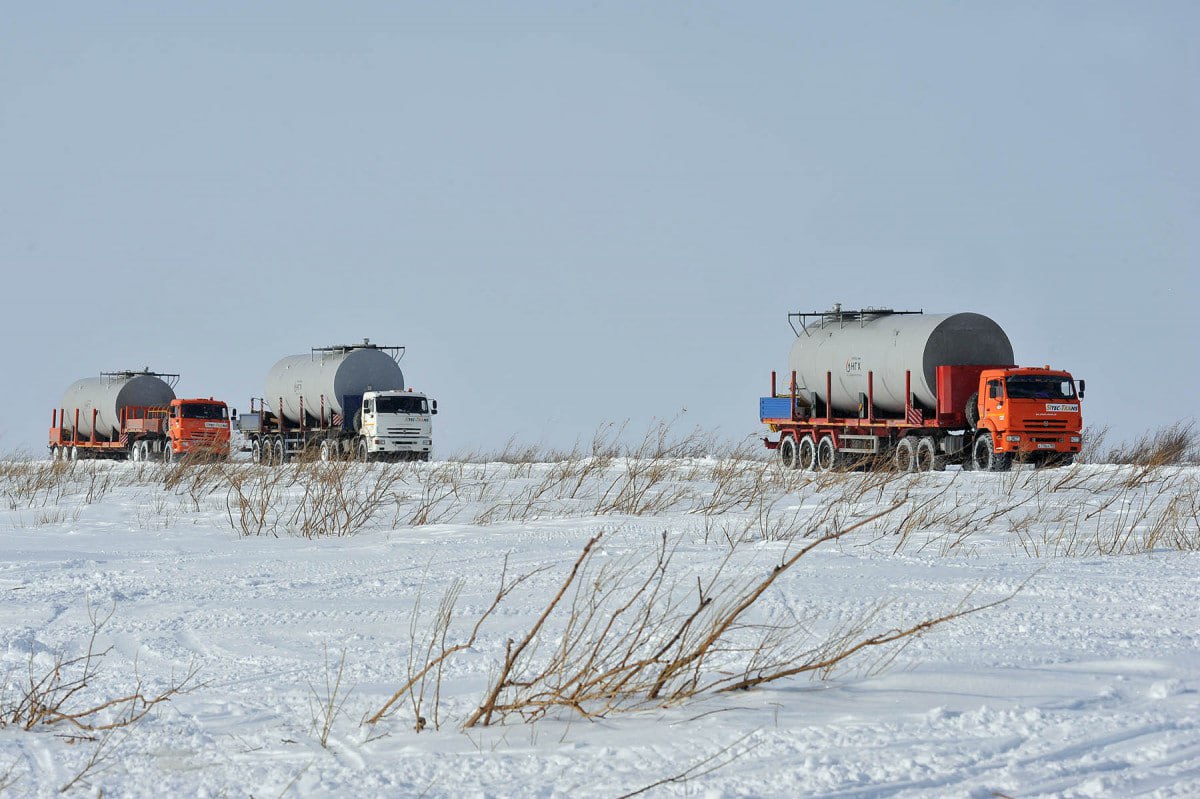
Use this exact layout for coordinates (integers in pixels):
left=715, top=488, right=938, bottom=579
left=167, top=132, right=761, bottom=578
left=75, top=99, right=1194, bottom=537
left=894, top=437, right=944, bottom=472
left=779, top=434, right=833, bottom=471
left=251, top=436, right=287, bottom=466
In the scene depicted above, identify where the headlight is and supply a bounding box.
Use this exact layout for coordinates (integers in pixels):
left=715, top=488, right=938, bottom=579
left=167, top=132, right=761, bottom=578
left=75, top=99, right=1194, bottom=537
left=1070, top=436, right=1081, bottom=443
left=1005, top=435, right=1020, bottom=443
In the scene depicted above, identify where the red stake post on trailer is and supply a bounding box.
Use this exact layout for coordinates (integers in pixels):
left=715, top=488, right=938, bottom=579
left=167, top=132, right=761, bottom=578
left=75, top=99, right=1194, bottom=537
left=904, top=370, right=912, bottom=424
left=825, top=371, right=833, bottom=422
left=868, top=371, right=875, bottom=423
left=790, top=371, right=797, bottom=422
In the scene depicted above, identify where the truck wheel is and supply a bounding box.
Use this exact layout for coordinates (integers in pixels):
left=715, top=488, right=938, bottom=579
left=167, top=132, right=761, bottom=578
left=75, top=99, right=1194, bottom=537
left=964, top=392, right=980, bottom=429
left=817, top=435, right=837, bottom=471
left=251, top=438, right=263, bottom=465
left=894, top=438, right=916, bottom=472
left=916, top=437, right=943, bottom=472
left=273, top=437, right=286, bottom=465
left=131, top=441, right=142, bottom=463
left=972, top=432, right=1011, bottom=472
left=797, top=435, right=817, bottom=471
left=162, top=443, right=174, bottom=465
left=356, top=438, right=369, bottom=462
left=320, top=440, right=334, bottom=462
left=779, top=436, right=799, bottom=469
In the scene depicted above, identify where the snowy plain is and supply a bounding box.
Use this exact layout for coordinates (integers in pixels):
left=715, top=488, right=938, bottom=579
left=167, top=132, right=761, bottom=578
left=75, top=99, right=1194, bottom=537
left=1, top=449, right=1198, bottom=798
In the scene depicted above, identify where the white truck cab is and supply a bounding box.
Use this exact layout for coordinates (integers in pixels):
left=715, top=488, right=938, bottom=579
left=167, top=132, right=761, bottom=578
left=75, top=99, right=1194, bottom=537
left=359, top=389, right=437, bottom=461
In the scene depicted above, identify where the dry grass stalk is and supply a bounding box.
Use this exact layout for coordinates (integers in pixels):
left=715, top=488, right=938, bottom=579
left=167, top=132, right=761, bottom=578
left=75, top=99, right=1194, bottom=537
left=432, top=502, right=1011, bottom=729
left=0, top=601, right=198, bottom=733
left=308, top=644, right=352, bottom=748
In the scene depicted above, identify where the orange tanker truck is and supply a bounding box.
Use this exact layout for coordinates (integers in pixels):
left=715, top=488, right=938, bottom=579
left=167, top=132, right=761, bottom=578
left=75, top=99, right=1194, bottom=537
left=760, top=306, right=1084, bottom=471
left=49, top=369, right=230, bottom=463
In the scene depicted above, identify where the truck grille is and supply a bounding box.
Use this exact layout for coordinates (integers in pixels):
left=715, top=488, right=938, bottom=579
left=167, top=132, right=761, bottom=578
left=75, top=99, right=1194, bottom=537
left=1026, top=420, right=1069, bottom=429
left=386, top=427, right=422, bottom=436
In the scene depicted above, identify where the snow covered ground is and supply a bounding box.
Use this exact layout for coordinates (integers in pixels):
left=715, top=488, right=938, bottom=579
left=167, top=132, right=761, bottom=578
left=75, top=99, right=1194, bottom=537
left=1, top=455, right=1198, bottom=798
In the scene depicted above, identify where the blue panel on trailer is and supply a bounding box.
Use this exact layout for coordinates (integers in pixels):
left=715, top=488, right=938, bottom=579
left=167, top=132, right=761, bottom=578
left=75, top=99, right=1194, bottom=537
left=760, top=397, right=792, bottom=421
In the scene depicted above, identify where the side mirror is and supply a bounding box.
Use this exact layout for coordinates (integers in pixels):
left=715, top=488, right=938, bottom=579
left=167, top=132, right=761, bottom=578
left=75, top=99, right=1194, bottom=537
left=1078, top=379, right=1086, bottom=399
left=231, top=409, right=238, bottom=420
left=431, top=399, right=438, bottom=415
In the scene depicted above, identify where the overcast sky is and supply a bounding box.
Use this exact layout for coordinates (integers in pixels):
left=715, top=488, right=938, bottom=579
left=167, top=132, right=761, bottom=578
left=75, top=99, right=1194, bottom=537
left=2, top=2, right=1196, bottom=457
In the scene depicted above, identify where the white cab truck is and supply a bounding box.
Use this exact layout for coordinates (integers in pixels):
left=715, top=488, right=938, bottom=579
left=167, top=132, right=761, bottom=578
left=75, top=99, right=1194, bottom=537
left=239, top=341, right=438, bottom=464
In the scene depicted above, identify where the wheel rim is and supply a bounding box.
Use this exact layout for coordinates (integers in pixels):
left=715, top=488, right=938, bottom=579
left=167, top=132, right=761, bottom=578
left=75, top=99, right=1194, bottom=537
left=817, top=437, right=836, bottom=471
left=274, top=438, right=285, bottom=464
left=798, top=436, right=816, bottom=471
left=974, top=435, right=993, bottom=470
left=780, top=437, right=798, bottom=469
left=916, top=439, right=935, bottom=472
left=895, top=440, right=915, bottom=472
left=320, top=441, right=332, bottom=462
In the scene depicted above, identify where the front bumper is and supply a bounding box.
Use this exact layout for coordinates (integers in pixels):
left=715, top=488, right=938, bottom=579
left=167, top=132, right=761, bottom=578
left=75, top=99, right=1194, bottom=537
left=368, top=437, right=433, bottom=454
left=995, top=432, right=1082, bottom=454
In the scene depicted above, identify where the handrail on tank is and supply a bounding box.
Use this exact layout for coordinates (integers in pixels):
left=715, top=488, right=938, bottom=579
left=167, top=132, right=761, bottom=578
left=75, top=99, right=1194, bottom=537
left=100, top=368, right=181, bottom=389
left=311, top=339, right=406, bottom=364
left=787, top=305, right=923, bottom=337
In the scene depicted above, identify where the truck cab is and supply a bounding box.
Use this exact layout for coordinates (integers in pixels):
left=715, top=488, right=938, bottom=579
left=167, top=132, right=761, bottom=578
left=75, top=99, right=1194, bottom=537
left=359, top=389, right=436, bottom=461
left=973, top=367, right=1082, bottom=469
left=165, top=398, right=231, bottom=460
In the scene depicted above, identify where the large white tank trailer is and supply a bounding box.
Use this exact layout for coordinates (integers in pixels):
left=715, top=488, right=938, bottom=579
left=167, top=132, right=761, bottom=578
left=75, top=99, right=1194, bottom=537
left=238, top=340, right=437, bottom=464
left=760, top=306, right=1085, bottom=471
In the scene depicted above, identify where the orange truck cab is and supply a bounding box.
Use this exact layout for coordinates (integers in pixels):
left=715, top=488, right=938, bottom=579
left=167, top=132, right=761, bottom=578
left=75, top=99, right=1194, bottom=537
left=164, top=398, right=231, bottom=461
left=970, top=366, right=1083, bottom=470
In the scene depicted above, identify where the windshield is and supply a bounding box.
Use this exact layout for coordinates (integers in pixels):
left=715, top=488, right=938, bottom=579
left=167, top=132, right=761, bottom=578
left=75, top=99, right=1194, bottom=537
left=375, top=396, right=429, bottom=414
left=180, top=403, right=229, bottom=420
left=1005, top=375, right=1076, bottom=401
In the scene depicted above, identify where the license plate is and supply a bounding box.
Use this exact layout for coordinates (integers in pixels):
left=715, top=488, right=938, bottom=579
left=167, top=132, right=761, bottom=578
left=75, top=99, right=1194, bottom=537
left=1037, top=443, right=1055, bottom=449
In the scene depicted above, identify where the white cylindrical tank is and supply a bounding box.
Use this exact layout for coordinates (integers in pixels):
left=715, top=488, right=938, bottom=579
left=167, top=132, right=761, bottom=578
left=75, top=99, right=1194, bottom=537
left=264, top=343, right=405, bottom=425
left=60, top=371, right=176, bottom=441
left=787, top=310, right=1014, bottom=414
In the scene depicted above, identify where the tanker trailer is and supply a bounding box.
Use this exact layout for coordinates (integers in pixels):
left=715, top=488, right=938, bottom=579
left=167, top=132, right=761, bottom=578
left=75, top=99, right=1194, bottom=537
left=759, top=305, right=1084, bottom=472
left=240, top=339, right=438, bottom=464
left=49, top=370, right=230, bottom=462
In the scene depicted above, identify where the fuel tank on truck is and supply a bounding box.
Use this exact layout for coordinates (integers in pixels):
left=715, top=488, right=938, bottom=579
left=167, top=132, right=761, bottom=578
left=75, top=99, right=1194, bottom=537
left=786, top=307, right=1014, bottom=415
left=264, top=340, right=405, bottom=425
left=60, top=370, right=177, bottom=441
